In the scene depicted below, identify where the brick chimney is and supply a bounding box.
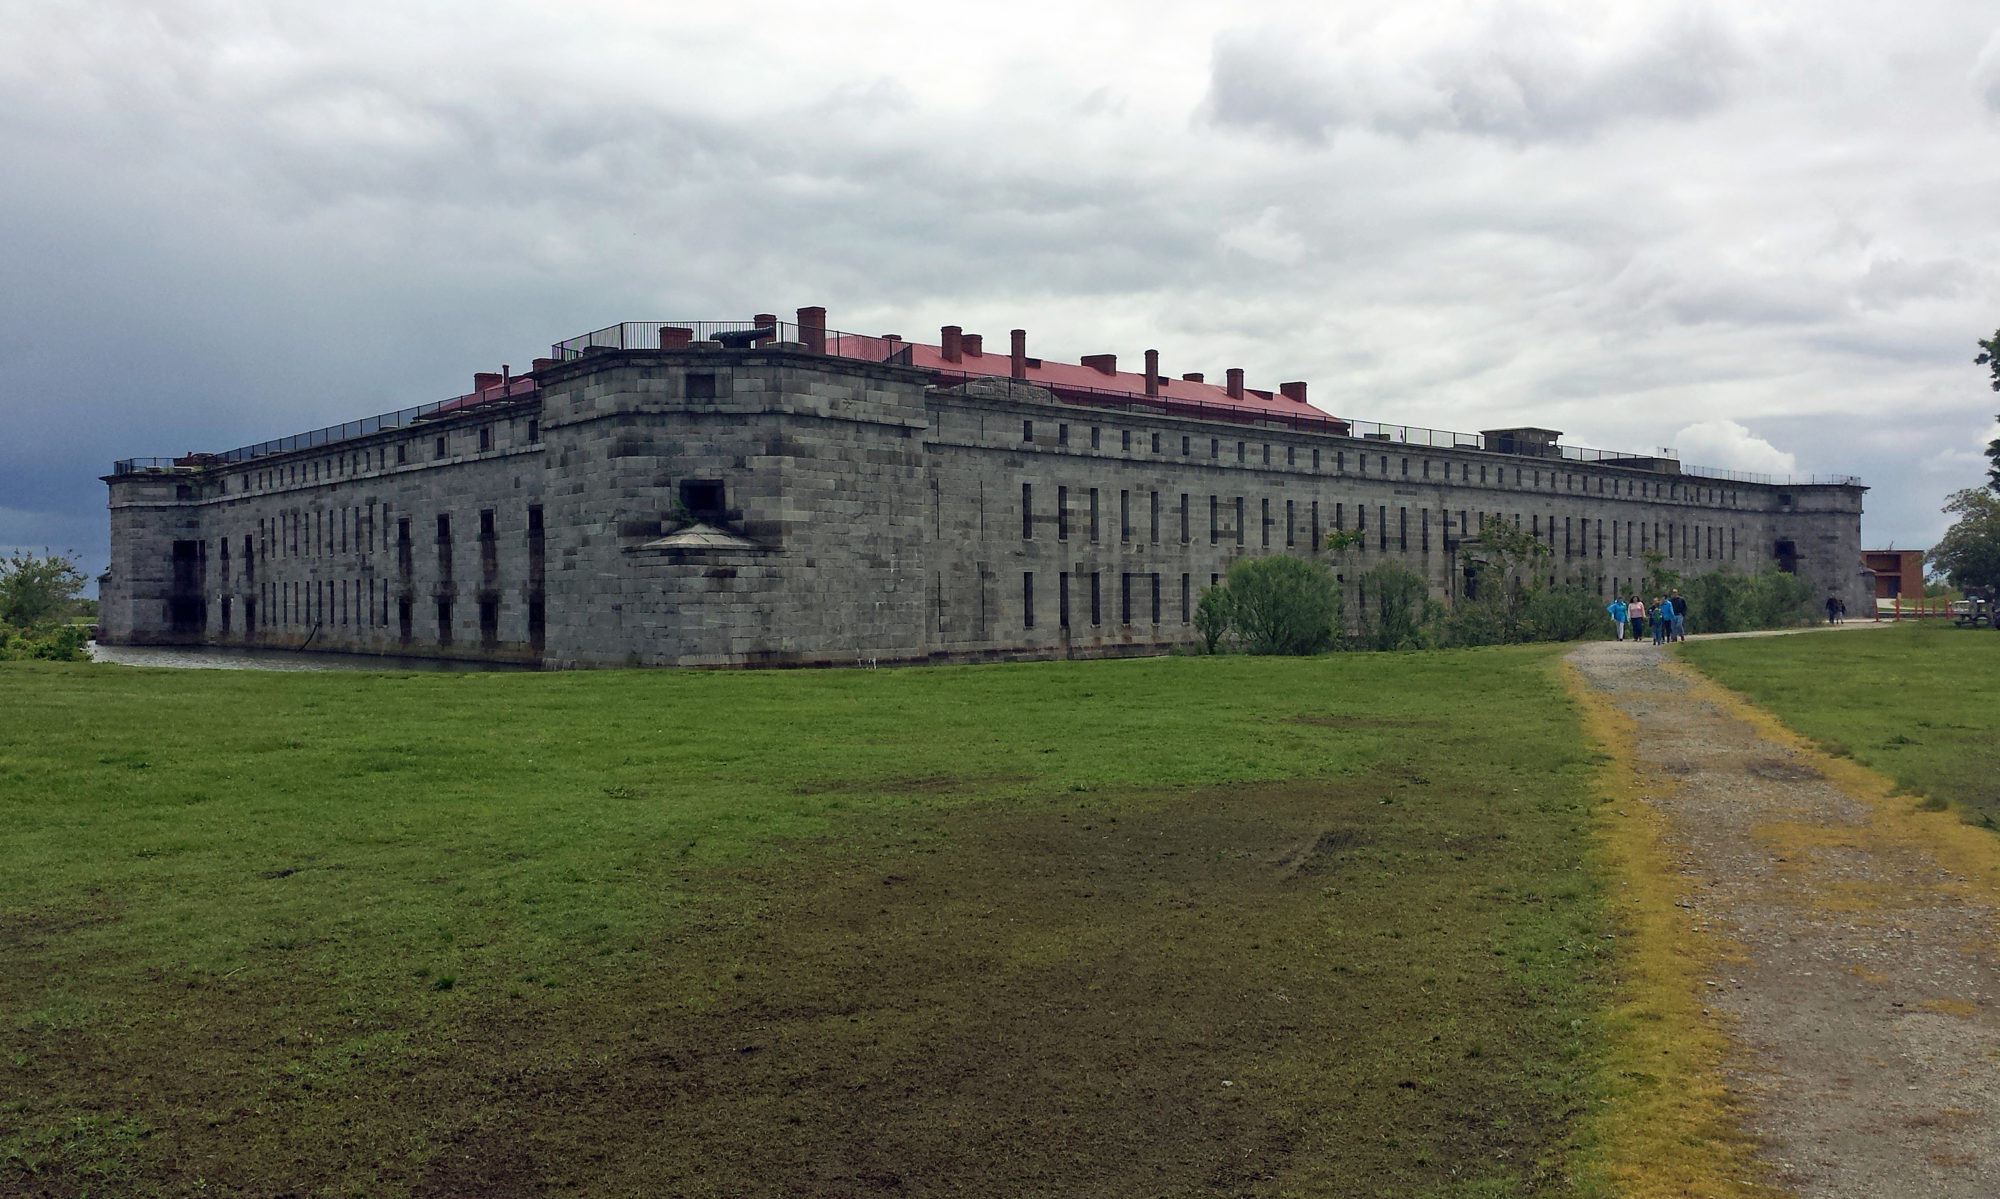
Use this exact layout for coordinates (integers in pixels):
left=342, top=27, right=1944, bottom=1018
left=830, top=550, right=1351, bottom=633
left=1280, top=381, right=1308, bottom=404
left=660, top=327, right=694, bottom=349
left=1011, top=329, right=1027, bottom=379
left=753, top=314, right=778, bottom=344
left=532, top=358, right=556, bottom=373
left=1144, top=349, right=1159, bottom=396
left=473, top=371, right=502, bottom=394
left=1226, top=368, right=1245, bottom=399
left=963, top=333, right=984, bottom=356
left=941, top=325, right=963, bottom=363
left=1081, top=353, right=1117, bottom=376
left=1181, top=372, right=1204, bottom=383
left=796, top=306, right=826, bottom=355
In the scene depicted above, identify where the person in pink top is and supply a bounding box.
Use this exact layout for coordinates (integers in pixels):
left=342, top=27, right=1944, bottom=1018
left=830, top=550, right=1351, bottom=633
left=1627, top=596, right=1647, bottom=643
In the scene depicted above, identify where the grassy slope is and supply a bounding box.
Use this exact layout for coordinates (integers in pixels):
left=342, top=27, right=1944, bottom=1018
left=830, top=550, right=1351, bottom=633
left=1679, top=625, right=2000, bottom=829
left=2, top=651, right=1612, bottom=1197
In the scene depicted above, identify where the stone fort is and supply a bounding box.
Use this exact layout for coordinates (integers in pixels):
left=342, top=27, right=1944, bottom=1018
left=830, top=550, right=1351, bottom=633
left=101, top=307, right=1866, bottom=667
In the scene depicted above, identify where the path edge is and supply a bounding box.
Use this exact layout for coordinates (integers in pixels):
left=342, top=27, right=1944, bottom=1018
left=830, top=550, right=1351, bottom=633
left=1661, top=654, right=2000, bottom=934
left=1560, top=653, right=1787, bottom=1199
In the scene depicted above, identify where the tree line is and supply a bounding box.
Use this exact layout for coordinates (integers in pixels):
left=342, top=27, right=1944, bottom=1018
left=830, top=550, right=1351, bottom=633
left=1193, top=516, right=1817, bottom=656
left=1928, top=331, right=2000, bottom=599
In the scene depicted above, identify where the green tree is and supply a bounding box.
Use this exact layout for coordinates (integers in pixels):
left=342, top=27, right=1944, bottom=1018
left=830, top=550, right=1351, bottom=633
left=1976, top=330, right=2000, bottom=491
left=1321, top=528, right=1366, bottom=555
left=1353, top=561, right=1436, bottom=651
left=1638, top=549, right=1682, bottom=602
left=1680, top=565, right=1815, bottom=633
left=1193, top=583, right=1234, bottom=654
left=1928, top=488, right=2000, bottom=593
left=1442, top=515, right=1547, bottom=646
left=0, top=550, right=86, bottom=629
left=1218, top=555, right=1345, bottom=655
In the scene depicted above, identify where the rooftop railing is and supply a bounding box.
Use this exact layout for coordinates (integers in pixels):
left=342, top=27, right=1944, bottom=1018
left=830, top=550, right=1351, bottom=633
left=1680, top=462, right=1864, bottom=487
left=109, top=383, right=537, bottom=475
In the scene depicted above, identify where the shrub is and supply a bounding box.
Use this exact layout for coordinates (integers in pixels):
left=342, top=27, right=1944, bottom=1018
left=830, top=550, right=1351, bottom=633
left=1193, top=584, right=1234, bottom=654
left=1439, top=595, right=1517, bottom=647
left=1681, top=566, right=1816, bottom=633
left=1218, top=555, right=1344, bottom=655
left=1354, top=562, right=1437, bottom=651
left=1520, top=581, right=1604, bottom=642
left=0, top=623, right=88, bottom=662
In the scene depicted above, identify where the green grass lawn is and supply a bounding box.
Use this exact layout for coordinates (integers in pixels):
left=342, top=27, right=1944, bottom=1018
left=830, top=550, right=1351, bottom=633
left=2, top=650, right=1614, bottom=1197
left=1679, top=624, right=2000, bottom=829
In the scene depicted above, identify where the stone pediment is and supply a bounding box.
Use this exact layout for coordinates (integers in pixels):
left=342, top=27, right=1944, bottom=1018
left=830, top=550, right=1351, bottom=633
left=632, top=522, right=767, bottom=555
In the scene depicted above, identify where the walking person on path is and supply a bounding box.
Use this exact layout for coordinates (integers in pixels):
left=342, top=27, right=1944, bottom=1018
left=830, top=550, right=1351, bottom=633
left=1607, top=596, right=1628, bottom=641
left=1669, top=588, right=1687, bottom=642
left=1651, top=598, right=1669, bottom=645
left=1629, top=596, right=1648, bottom=643
left=1826, top=594, right=1841, bottom=624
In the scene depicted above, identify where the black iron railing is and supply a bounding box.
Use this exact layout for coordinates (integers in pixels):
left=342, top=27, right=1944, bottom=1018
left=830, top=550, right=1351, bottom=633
left=110, top=382, right=537, bottom=475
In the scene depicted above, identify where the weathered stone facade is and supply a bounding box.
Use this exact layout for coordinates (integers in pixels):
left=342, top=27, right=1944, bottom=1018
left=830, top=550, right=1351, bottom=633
left=102, top=337, right=1868, bottom=667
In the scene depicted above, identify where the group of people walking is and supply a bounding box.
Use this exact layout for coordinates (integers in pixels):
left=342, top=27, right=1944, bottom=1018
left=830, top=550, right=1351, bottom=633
left=1606, top=590, right=1688, bottom=645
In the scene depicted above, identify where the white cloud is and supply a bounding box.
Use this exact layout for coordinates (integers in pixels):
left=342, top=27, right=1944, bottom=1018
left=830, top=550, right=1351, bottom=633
left=1855, top=256, right=1975, bottom=309
left=1972, top=27, right=2000, bottom=112
left=1219, top=207, right=1306, bottom=265
left=1670, top=420, right=1798, bottom=477
left=1201, top=2, right=1748, bottom=144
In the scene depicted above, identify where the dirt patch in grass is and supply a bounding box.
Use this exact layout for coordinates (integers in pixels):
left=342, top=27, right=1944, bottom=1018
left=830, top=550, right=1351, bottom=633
left=1286, top=714, right=1440, bottom=729
left=404, top=782, right=1572, bottom=1197
left=788, top=773, right=1034, bottom=797
left=4, top=780, right=1590, bottom=1198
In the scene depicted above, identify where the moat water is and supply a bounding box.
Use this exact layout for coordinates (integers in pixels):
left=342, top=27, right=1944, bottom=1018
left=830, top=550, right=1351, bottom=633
left=87, top=643, right=533, bottom=672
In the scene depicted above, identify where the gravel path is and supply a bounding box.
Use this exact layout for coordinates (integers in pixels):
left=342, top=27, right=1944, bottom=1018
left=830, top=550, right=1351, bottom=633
left=1570, top=636, right=2000, bottom=1197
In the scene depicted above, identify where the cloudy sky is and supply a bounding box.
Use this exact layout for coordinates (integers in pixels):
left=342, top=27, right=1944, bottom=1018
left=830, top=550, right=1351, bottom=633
left=7, top=0, right=2000, bottom=583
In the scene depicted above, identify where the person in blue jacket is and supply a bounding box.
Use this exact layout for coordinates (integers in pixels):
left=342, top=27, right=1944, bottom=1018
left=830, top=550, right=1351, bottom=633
left=1651, top=597, right=1669, bottom=645
left=1607, top=596, right=1628, bottom=640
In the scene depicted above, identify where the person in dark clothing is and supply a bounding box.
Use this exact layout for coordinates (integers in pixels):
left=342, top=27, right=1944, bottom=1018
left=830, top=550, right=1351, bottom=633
left=1827, top=594, right=1840, bottom=624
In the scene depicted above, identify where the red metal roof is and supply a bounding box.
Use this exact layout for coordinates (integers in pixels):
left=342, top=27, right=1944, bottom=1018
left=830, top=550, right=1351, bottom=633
left=825, top=335, right=1346, bottom=430
left=430, top=375, right=538, bottom=415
